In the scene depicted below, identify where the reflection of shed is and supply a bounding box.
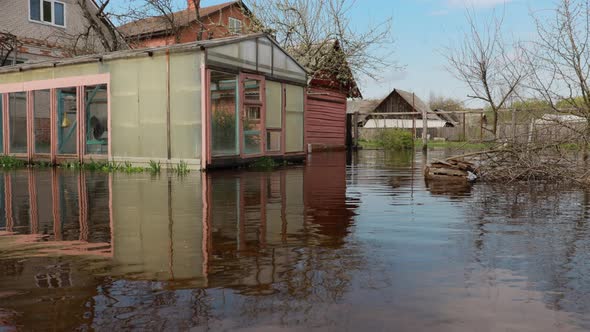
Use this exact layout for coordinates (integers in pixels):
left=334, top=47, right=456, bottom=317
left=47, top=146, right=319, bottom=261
left=0, top=33, right=308, bottom=169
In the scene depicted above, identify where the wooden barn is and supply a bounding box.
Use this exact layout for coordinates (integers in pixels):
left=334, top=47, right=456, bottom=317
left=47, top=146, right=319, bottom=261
left=302, top=40, right=362, bottom=152
left=363, top=89, right=457, bottom=129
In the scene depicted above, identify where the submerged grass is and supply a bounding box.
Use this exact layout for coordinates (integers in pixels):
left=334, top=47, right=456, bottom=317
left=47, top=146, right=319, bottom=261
left=148, top=160, right=161, bottom=174
left=0, top=156, right=168, bottom=174
left=249, top=157, right=280, bottom=170
left=59, top=160, right=158, bottom=174
left=0, top=156, right=26, bottom=169
left=173, top=160, right=190, bottom=175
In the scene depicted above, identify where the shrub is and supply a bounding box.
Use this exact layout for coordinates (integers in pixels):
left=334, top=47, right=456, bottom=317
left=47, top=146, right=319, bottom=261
left=377, top=129, right=414, bottom=150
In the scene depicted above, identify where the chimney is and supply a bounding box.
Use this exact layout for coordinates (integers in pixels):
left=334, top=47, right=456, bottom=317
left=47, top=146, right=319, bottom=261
left=187, top=0, right=196, bottom=9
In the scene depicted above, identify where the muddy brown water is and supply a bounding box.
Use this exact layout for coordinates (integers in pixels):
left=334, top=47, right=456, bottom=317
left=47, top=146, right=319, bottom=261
left=0, top=150, right=589, bottom=331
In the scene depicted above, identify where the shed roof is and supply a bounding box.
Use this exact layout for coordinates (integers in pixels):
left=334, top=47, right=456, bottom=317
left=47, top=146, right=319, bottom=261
left=0, top=33, right=307, bottom=77
left=433, top=109, right=460, bottom=125
left=346, top=99, right=382, bottom=114
left=374, top=89, right=441, bottom=120
left=292, top=39, right=362, bottom=98
left=118, top=1, right=245, bottom=38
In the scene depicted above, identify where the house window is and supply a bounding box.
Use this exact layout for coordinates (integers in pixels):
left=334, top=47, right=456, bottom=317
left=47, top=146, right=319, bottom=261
left=30, top=0, right=66, bottom=27
left=229, top=17, right=242, bottom=34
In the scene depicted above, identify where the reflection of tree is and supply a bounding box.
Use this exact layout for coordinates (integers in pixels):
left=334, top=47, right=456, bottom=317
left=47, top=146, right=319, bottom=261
left=463, top=183, right=590, bottom=315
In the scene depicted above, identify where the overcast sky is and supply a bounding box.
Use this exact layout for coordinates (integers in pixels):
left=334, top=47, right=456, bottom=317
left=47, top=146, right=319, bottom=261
left=119, top=0, right=558, bottom=105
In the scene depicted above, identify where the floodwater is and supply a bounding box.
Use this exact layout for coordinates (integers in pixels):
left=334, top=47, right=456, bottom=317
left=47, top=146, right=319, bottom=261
left=0, top=150, right=589, bottom=331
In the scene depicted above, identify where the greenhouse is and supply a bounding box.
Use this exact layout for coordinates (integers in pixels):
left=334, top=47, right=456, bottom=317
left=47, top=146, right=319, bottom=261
left=0, top=33, right=308, bottom=169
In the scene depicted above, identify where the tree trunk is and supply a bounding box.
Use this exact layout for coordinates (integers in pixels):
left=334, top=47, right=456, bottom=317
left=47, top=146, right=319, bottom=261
left=584, top=119, right=590, bottom=164
left=493, top=110, right=499, bottom=140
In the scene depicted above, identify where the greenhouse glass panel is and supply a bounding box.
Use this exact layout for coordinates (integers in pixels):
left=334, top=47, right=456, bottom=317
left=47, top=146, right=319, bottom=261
left=57, top=87, right=78, bottom=155
left=33, top=90, right=51, bottom=154
left=8, top=92, right=27, bottom=154
left=84, top=85, right=108, bottom=155
left=210, top=71, right=239, bottom=156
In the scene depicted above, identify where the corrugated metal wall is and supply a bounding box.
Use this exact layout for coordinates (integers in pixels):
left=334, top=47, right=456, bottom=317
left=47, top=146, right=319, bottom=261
left=305, top=87, right=347, bottom=149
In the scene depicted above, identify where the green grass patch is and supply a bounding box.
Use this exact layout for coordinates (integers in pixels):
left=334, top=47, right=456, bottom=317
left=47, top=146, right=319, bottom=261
left=249, top=156, right=280, bottom=170
left=361, top=139, right=493, bottom=151
left=59, top=160, right=154, bottom=174
left=559, top=143, right=584, bottom=150
left=358, top=139, right=382, bottom=149
left=0, top=156, right=26, bottom=169
left=415, top=140, right=492, bottom=150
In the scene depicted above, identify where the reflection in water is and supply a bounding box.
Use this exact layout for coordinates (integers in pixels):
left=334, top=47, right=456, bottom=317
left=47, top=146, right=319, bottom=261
left=0, top=151, right=589, bottom=331
left=463, top=183, right=590, bottom=316
left=0, top=153, right=361, bottom=330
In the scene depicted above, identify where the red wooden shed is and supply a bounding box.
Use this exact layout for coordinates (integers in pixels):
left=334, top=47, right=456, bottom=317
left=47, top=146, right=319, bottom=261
left=304, top=40, right=362, bottom=152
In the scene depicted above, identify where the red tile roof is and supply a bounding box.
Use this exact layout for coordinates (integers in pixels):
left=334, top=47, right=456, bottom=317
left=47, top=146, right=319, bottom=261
left=118, top=1, right=239, bottom=38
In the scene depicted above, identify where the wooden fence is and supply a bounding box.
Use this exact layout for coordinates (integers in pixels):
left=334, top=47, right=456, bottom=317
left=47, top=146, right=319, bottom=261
left=348, top=109, right=588, bottom=147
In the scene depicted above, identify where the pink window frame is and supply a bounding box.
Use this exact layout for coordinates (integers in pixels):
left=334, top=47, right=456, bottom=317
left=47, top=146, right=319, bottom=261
left=284, top=84, right=307, bottom=155
left=264, top=81, right=285, bottom=156
left=30, top=89, right=53, bottom=160
left=0, top=74, right=111, bottom=163
left=0, top=91, right=30, bottom=160
left=240, top=72, right=267, bottom=158
left=203, top=69, right=301, bottom=167
left=81, top=83, right=111, bottom=162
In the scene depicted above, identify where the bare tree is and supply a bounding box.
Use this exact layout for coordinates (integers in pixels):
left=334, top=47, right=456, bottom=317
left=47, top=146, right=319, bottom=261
left=45, top=0, right=126, bottom=55
left=114, top=0, right=187, bottom=44
left=445, top=11, right=526, bottom=139
left=0, top=31, right=20, bottom=66
left=429, top=93, right=465, bottom=113
left=75, top=0, right=123, bottom=53
left=523, top=0, right=590, bottom=159
left=248, top=0, right=396, bottom=88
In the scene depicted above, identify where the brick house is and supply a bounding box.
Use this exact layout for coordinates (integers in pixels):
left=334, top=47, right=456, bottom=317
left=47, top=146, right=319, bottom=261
left=118, top=1, right=254, bottom=48
left=0, top=0, right=123, bottom=66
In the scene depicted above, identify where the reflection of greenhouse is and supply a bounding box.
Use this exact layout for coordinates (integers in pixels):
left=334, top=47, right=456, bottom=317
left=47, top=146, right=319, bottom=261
left=0, top=153, right=356, bottom=288
left=0, top=33, right=307, bottom=169
left=0, top=161, right=359, bottom=330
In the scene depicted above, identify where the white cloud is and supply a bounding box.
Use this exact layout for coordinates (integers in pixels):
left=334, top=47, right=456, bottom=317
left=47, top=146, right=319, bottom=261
left=447, top=0, right=513, bottom=8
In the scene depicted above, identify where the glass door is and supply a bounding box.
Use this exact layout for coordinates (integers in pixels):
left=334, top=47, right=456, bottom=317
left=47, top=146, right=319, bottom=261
left=241, top=74, right=265, bottom=157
